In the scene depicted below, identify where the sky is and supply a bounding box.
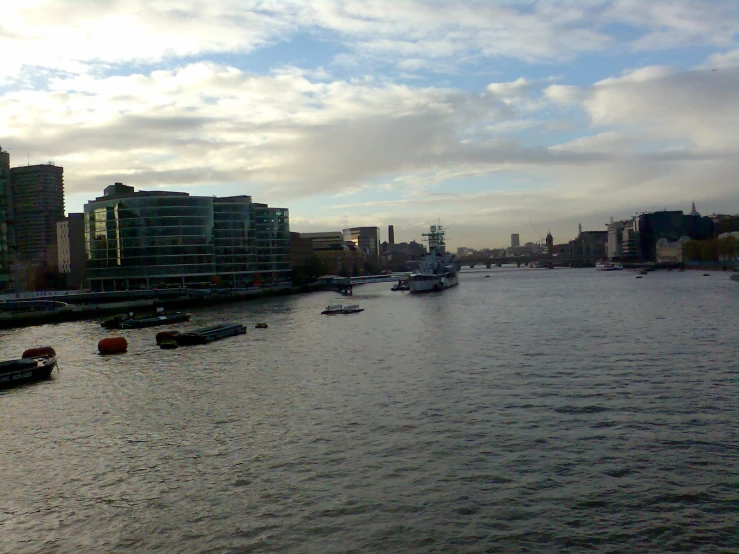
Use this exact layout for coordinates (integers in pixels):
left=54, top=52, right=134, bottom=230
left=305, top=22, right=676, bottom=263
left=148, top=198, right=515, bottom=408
left=1, top=0, right=737, bottom=249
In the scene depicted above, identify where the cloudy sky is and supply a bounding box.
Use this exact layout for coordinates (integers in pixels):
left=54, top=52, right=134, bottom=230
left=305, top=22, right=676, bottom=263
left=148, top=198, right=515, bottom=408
left=1, top=0, right=737, bottom=248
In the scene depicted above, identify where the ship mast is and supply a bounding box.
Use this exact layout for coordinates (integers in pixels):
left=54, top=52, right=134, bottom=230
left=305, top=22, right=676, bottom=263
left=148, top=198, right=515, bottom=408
left=422, top=225, right=446, bottom=253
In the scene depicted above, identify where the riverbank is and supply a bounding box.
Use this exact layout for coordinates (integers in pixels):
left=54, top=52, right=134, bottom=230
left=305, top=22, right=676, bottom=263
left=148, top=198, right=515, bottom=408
left=0, top=283, right=326, bottom=330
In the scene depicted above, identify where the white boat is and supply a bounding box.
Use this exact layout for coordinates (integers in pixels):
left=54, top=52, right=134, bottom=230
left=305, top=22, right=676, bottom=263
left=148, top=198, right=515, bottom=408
left=595, top=260, right=623, bottom=271
left=409, top=225, right=460, bottom=293
left=342, top=304, right=364, bottom=314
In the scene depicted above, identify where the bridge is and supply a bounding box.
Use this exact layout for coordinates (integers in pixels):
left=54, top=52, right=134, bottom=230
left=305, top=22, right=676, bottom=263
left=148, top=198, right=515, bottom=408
left=460, top=254, right=595, bottom=268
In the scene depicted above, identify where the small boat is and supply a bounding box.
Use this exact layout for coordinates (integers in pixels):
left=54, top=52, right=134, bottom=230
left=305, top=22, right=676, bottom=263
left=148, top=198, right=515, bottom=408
left=342, top=304, right=364, bottom=314
left=1, top=346, right=58, bottom=389
left=321, top=304, right=344, bottom=315
left=173, top=323, right=246, bottom=346
left=639, top=269, right=648, bottom=275
left=595, top=261, right=624, bottom=271
left=484, top=275, right=491, bottom=278
left=101, top=310, right=191, bottom=329
left=731, top=272, right=739, bottom=282
left=255, top=322, right=269, bottom=329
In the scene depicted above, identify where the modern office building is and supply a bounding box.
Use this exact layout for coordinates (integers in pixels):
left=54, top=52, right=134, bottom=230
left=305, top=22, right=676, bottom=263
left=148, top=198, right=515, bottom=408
left=343, top=227, right=380, bottom=268
left=510, top=233, right=520, bottom=248
left=388, top=225, right=395, bottom=245
left=84, top=183, right=290, bottom=291
left=300, top=231, right=344, bottom=248
left=57, top=213, right=87, bottom=289
left=10, top=162, right=64, bottom=262
left=0, top=148, right=12, bottom=290
left=254, top=204, right=290, bottom=283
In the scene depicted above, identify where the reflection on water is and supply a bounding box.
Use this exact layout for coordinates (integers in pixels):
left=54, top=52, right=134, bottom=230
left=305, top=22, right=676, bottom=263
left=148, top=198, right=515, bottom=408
left=1, top=269, right=737, bottom=552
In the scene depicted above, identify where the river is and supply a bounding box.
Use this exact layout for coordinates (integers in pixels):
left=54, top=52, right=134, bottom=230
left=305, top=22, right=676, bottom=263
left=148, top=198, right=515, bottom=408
left=1, top=268, right=737, bottom=552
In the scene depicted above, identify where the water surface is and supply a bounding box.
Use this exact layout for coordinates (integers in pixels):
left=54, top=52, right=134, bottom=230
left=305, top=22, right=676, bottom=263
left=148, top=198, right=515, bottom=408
left=1, top=269, right=736, bottom=552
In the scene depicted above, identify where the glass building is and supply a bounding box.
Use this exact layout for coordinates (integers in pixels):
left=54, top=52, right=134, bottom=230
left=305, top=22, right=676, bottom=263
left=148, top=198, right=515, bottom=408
left=254, top=204, right=291, bottom=284
left=84, top=183, right=290, bottom=291
left=342, top=227, right=380, bottom=268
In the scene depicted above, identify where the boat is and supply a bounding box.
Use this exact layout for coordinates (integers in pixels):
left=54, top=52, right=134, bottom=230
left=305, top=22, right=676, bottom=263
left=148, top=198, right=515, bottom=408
left=0, top=346, right=58, bottom=389
left=321, top=304, right=344, bottom=315
left=342, top=305, right=364, bottom=314
left=595, top=261, right=624, bottom=271
left=172, top=323, right=246, bottom=346
left=409, top=225, right=460, bottom=293
left=731, top=273, right=739, bottom=282
left=101, top=309, right=191, bottom=329
left=391, top=278, right=410, bottom=291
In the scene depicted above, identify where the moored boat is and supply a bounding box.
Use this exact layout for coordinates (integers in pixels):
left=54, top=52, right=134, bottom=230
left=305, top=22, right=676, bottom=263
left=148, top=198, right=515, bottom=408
left=173, top=323, right=246, bottom=346
left=321, top=304, right=344, bottom=315
left=0, top=346, right=58, bottom=389
left=595, top=260, right=623, bottom=271
left=409, top=225, right=460, bottom=293
left=342, top=304, right=364, bottom=314
left=101, top=310, right=191, bottom=329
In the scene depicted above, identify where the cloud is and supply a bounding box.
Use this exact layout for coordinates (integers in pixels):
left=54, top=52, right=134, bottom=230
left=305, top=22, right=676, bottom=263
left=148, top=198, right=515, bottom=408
left=3, top=0, right=735, bottom=85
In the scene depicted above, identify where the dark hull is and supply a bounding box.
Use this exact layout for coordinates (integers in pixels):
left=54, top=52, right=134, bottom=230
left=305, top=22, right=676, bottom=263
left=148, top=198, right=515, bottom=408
left=0, top=359, right=56, bottom=389
left=103, top=312, right=191, bottom=329
left=174, top=323, right=246, bottom=346
left=120, top=313, right=191, bottom=329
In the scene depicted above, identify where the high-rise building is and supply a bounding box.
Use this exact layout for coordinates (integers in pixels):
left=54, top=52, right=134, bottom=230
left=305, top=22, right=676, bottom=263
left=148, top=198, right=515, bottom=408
left=0, top=147, right=12, bottom=290
left=57, top=213, right=87, bottom=289
left=10, top=162, right=64, bottom=262
left=388, top=225, right=395, bottom=245
left=84, top=183, right=290, bottom=291
left=343, top=227, right=380, bottom=268
left=511, top=233, right=520, bottom=248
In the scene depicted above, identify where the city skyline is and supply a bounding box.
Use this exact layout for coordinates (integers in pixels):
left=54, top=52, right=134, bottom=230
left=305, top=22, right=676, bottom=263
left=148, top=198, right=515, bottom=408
left=1, top=1, right=737, bottom=249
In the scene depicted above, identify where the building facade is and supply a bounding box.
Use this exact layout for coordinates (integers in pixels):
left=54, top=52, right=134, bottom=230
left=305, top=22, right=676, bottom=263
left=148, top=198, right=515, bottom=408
left=0, top=148, right=11, bottom=290
left=343, top=227, right=380, bottom=268
left=84, top=183, right=289, bottom=291
left=57, top=213, right=87, bottom=289
left=300, top=231, right=344, bottom=248
left=254, top=204, right=290, bottom=284
left=10, top=162, right=64, bottom=262
left=510, top=233, right=520, bottom=248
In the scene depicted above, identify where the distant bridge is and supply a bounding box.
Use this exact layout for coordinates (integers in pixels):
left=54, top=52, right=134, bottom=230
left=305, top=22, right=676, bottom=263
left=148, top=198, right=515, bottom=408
left=460, top=254, right=595, bottom=268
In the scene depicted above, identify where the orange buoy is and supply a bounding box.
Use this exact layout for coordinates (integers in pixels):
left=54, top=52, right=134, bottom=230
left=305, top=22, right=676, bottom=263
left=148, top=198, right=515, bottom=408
left=22, top=346, right=57, bottom=359
left=155, top=330, right=180, bottom=345
left=98, top=336, right=128, bottom=355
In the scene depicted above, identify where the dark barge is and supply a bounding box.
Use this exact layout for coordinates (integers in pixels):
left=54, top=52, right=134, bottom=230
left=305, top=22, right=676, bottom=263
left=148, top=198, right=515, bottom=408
left=165, top=323, right=247, bottom=347
left=101, top=311, right=191, bottom=329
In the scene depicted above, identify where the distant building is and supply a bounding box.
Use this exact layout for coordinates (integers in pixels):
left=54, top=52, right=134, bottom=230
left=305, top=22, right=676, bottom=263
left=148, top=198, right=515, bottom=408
left=612, top=207, right=714, bottom=263
left=57, top=213, right=87, bottom=289
left=343, top=227, right=380, bottom=268
left=655, top=237, right=690, bottom=264
left=510, top=233, right=520, bottom=248
left=388, top=225, right=395, bottom=245
left=300, top=231, right=344, bottom=248
left=380, top=240, right=426, bottom=271
left=84, top=183, right=289, bottom=291
left=606, top=218, right=626, bottom=261
left=314, top=242, right=366, bottom=276
left=290, top=232, right=313, bottom=270
left=0, top=147, right=11, bottom=290
left=570, top=230, right=608, bottom=265
left=10, top=162, right=65, bottom=263
left=545, top=232, right=553, bottom=256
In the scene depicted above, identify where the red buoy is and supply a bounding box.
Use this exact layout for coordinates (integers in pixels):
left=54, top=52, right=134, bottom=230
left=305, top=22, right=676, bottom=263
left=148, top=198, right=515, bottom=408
left=98, top=336, right=128, bottom=355
left=156, top=330, right=180, bottom=345
left=22, top=346, right=56, bottom=359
